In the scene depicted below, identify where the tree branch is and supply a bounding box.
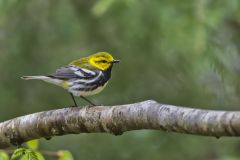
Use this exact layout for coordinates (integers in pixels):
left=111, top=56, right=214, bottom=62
left=0, top=100, right=240, bottom=148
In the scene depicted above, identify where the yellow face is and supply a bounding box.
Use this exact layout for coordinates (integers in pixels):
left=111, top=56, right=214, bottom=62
left=89, top=52, right=118, bottom=70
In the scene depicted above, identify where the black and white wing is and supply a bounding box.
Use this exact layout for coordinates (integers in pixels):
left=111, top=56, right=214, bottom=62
left=48, top=65, right=99, bottom=80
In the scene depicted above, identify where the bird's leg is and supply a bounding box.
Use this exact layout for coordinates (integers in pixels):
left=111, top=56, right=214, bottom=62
left=70, top=93, right=78, bottom=107
left=80, top=96, right=96, bottom=107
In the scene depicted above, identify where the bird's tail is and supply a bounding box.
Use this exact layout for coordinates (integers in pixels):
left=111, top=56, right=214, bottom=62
left=21, top=75, right=64, bottom=87
left=21, top=76, right=49, bottom=80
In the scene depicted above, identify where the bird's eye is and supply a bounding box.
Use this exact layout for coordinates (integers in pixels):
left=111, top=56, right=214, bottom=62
left=96, top=60, right=108, bottom=63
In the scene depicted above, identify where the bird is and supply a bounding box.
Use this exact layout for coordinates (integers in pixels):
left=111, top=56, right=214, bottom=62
left=21, top=52, right=120, bottom=107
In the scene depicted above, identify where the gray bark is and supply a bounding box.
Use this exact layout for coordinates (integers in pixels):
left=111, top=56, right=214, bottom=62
left=0, top=100, right=240, bottom=148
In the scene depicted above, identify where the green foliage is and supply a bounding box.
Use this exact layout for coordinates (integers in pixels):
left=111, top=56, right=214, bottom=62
left=10, top=149, right=44, bottom=160
left=9, top=140, right=40, bottom=160
left=0, top=151, right=9, bottom=160
left=10, top=148, right=26, bottom=160
left=18, top=149, right=38, bottom=160
left=26, top=140, right=39, bottom=151
left=58, top=151, right=74, bottom=160
left=92, top=0, right=115, bottom=16
left=33, top=153, right=44, bottom=160
left=8, top=140, right=72, bottom=160
left=10, top=148, right=43, bottom=160
left=18, top=150, right=45, bottom=160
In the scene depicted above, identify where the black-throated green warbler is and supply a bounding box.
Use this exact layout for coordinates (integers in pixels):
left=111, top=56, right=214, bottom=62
left=21, top=52, right=120, bottom=106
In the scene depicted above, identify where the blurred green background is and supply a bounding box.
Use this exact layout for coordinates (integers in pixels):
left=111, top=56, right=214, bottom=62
left=0, top=0, right=240, bottom=159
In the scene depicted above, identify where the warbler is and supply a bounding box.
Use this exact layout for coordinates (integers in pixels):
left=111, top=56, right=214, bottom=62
left=21, top=52, right=120, bottom=107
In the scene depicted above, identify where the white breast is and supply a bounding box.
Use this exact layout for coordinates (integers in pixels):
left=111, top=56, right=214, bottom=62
left=69, top=82, right=108, bottom=97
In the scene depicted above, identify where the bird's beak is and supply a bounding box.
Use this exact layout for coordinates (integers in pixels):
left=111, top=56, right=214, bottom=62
left=113, top=59, right=120, bottom=64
